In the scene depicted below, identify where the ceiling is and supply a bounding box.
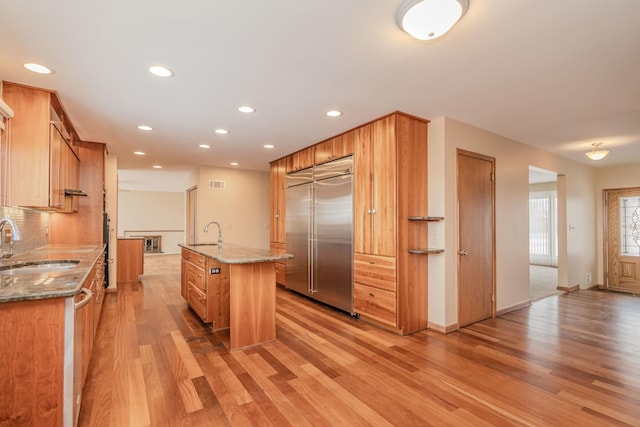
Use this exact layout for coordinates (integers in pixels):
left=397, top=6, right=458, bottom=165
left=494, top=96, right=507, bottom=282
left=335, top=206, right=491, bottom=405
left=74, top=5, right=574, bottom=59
left=1, top=0, right=639, bottom=173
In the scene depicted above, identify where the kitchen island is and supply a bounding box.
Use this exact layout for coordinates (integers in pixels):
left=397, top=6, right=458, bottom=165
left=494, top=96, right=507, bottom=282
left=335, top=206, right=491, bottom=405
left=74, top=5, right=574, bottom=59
left=179, top=243, right=292, bottom=351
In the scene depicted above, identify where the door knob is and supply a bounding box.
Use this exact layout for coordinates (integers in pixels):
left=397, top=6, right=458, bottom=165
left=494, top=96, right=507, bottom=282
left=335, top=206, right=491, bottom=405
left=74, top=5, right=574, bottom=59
left=458, top=250, right=468, bottom=256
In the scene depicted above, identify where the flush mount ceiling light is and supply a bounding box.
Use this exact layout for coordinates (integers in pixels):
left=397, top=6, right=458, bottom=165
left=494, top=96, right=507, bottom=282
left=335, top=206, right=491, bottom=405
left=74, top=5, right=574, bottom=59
left=134, top=151, right=146, bottom=156
left=199, top=144, right=211, bottom=149
left=148, top=65, right=174, bottom=78
left=215, top=129, right=230, bottom=135
left=23, top=62, right=54, bottom=74
left=326, top=110, right=343, bottom=117
left=152, top=165, right=162, bottom=169
left=137, top=125, right=153, bottom=131
left=230, top=162, right=239, bottom=166
left=264, top=144, right=275, bottom=149
left=585, top=142, right=610, bottom=160
left=397, top=0, right=469, bottom=40
left=238, top=106, right=255, bottom=113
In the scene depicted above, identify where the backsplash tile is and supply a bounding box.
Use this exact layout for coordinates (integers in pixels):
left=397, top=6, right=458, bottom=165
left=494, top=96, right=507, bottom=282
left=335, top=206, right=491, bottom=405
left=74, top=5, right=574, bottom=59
left=0, top=206, right=49, bottom=256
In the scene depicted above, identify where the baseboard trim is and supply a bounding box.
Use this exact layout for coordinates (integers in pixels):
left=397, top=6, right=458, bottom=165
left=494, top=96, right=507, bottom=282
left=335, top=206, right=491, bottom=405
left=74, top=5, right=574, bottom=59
left=427, top=321, right=459, bottom=334
left=557, top=284, right=580, bottom=292
left=496, top=300, right=531, bottom=316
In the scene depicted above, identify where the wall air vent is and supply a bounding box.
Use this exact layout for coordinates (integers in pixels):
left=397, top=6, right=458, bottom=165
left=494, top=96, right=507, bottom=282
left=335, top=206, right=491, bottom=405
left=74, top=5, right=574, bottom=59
left=209, top=180, right=225, bottom=190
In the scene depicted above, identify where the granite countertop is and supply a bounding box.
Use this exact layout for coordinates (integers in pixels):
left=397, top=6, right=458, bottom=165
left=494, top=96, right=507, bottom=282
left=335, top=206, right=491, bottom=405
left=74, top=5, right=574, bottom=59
left=0, top=244, right=106, bottom=303
left=179, top=243, right=293, bottom=264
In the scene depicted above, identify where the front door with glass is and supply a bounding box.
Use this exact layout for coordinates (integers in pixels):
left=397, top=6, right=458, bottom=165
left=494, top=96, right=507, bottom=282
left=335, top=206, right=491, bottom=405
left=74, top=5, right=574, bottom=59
left=606, top=188, right=640, bottom=292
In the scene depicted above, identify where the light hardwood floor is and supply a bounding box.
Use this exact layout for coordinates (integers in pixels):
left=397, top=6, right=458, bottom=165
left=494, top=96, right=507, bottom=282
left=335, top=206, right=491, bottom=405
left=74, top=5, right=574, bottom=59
left=79, top=266, right=640, bottom=426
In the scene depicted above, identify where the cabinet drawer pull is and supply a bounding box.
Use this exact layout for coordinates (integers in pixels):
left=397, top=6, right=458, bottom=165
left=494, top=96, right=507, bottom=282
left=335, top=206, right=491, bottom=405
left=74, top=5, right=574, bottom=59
left=368, top=261, right=375, bottom=264
left=369, top=292, right=375, bottom=297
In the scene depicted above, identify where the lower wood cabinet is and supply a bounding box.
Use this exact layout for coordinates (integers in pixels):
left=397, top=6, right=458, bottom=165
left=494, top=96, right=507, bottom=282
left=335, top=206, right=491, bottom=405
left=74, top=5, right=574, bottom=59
left=270, top=242, right=286, bottom=285
left=181, top=248, right=230, bottom=329
left=117, top=238, right=144, bottom=282
left=353, top=253, right=397, bottom=327
left=0, top=250, right=105, bottom=427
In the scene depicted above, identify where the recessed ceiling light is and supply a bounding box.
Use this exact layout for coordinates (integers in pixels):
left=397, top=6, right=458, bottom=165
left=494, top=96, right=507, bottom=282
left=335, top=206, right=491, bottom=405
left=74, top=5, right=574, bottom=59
left=199, top=144, right=211, bottom=149
left=238, top=106, right=255, bottom=113
left=230, top=162, right=239, bottom=166
left=23, top=63, right=54, bottom=74
left=148, top=65, right=174, bottom=78
left=215, top=129, right=230, bottom=135
left=137, top=125, right=153, bottom=131
left=264, top=144, right=275, bottom=149
left=134, top=151, right=146, bottom=156
left=152, top=165, right=163, bottom=169
left=326, top=110, right=343, bottom=117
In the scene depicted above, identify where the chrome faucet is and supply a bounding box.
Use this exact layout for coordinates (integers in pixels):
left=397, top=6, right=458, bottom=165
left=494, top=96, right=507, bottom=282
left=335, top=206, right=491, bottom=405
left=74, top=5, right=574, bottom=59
left=203, top=221, right=223, bottom=248
left=0, top=217, right=22, bottom=259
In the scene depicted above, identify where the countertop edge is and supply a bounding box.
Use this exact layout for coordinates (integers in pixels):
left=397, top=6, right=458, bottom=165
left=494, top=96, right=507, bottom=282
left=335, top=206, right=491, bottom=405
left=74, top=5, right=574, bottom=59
left=179, top=243, right=293, bottom=264
left=0, top=244, right=106, bottom=303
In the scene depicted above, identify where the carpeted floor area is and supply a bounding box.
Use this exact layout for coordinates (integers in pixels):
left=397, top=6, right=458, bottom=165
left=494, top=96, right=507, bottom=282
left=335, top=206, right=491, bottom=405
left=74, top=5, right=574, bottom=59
left=530, top=265, right=563, bottom=301
left=143, top=253, right=182, bottom=275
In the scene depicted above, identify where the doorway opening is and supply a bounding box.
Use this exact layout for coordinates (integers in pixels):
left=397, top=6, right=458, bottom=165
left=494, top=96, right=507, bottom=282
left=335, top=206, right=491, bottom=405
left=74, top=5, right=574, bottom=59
left=528, top=167, right=562, bottom=300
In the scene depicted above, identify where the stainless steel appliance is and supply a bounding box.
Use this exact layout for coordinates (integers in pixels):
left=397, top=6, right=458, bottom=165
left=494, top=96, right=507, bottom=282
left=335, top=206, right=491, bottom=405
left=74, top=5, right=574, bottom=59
left=285, top=156, right=354, bottom=313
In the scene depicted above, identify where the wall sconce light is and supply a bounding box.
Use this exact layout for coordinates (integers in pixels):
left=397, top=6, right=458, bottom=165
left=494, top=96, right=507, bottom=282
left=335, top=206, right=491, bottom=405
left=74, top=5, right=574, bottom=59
left=585, top=142, right=609, bottom=160
left=397, top=0, right=469, bottom=40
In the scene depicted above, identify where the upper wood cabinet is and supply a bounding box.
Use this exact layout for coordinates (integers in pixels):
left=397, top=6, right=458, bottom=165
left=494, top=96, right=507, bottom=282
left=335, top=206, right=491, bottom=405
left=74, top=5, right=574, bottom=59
left=1, top=82, right=80, bottom=211
left=286, top=146, right=314, bottom=173
left=269, top=157, right=287, bottom=243
left=354, top=116, right=397, bottom=257
left=315, top=132, right=355, bottom=164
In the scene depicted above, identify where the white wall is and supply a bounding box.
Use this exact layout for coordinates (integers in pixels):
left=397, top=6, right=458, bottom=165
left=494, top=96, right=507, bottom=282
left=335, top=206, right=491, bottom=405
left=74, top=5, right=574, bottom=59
left=428, top=117, right=597, bottom=329
left=594, top=164, right=640, bottom=285
left=117, top=190, right=185, bottom=254
left=195, top=166, right=270, bottom=249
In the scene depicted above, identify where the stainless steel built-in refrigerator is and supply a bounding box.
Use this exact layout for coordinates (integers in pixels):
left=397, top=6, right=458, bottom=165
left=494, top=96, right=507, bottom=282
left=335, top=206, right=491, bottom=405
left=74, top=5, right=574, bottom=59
left=285, top=156, right=353, bottom=313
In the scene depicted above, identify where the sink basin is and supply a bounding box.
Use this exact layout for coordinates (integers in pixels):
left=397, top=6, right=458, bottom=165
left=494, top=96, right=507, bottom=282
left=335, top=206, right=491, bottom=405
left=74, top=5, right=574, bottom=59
left=0, top=260, right=80, bottom=276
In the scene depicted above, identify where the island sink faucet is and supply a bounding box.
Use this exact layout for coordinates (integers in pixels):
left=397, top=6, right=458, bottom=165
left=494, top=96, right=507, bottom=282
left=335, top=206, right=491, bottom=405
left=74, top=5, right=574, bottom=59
left=203, top=221, right=223, bottom=248
left=0, top=217, right=22, bottom=259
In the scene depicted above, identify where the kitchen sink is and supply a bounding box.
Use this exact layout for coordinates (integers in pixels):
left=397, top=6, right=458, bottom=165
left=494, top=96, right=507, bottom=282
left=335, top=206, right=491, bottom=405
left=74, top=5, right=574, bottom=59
left=0, top=260, right=80, bottom=276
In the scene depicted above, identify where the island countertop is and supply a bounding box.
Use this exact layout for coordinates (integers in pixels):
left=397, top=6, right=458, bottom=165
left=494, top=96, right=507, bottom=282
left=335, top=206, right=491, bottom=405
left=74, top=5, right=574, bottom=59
left=179, top=243, right=293, bottom=264
left=0, top=244, right=106, bottom=303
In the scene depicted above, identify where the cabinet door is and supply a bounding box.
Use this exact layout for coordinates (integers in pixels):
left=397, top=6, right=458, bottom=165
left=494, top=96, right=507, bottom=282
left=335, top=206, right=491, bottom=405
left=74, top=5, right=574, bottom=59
left=296, top=146, right=315, bottom=170
left=287, top=147, right=315, bottom=172
left=2, top=83, right=51, bottom=208
left=181, top=256, right=188, bottom=299
left=49, top=124, right=65, bottom=209
left=371, top=116, right=396, bottom=256
left=63, top=143, right=80, bottom=212
left=333, top=132, right=354, bottom=159
left=269, top=158, right=287, bottom=243
left=314, top=139, right=333, bottom=164
left=353, top=124, right=373, bottom=254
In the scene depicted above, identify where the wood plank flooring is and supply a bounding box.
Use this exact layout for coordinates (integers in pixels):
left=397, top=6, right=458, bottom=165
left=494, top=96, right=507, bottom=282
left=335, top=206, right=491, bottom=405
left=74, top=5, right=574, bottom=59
left=79, top=261, right=640, bottom=426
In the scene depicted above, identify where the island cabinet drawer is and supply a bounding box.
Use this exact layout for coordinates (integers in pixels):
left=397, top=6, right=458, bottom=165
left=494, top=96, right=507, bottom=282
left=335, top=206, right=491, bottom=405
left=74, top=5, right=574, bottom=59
left=186, top=250, right=206, bottom=269
left=188, top=284, right=208, bottom=321
left=187, top=263, right=206, bottom=293
left=275, top=261, right=286, bottom=285
left=354, top=283, right=396, bottom=326
left=353, top=253, right=396, bottom=292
